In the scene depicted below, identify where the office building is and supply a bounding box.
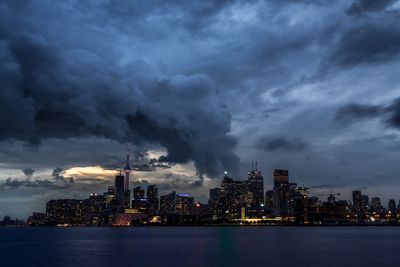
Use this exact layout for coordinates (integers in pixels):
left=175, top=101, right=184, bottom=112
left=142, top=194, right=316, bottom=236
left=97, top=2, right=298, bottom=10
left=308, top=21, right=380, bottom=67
left=147, top=185, right=159, bottom=216
left=160, top=191, right=176, bottom=215
left=176, top=193, right=194, bottom=216
left=352, top=190, right=362, bottom=217
left=388, top=199, right=396, bottom=216
left=247, top=162, right=264, bottom=207
left=114, top=172, right=125, bottom=206
left=273, top=169, right=290, bottom=217
left=133, top=186, right=145, bottom=199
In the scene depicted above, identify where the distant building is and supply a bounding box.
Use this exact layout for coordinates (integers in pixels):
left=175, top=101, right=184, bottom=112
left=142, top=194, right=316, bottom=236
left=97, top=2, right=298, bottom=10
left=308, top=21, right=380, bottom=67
left=388, top=199, right=396, bottom=217
left=361, top=195, right=369, bottom=214
left=147, top=185, right=159, bottom=216
left=114, top=173, right=125, bottom=206
left=103, top=186, right=115, bottom=204
left=370, top=197, right=384, bottom=215
left=46, top=199, right=86, bottom=225
left=160, top=191, right=176, bottom=215
left=133, top=186, right=145, bottom=200
left=265, top=190, right=274, bottom=209
left=220, top=175, right=244, bottom=219
left=288, top=185, right=309, bottom=222
left=27, top=212, right=46, bottom=226
left=209, top=187, right=224, bottom=220
left=176, top=193, right=194, bottom=216
left=273, top=169, right=290, bottom=217
left=124, top=190, right=131, bottom=209
left=209, top=188, right=222, bottom=207
left=247, top=162, right=264, bottom=208
left=273, top=169, right=289, bottom=187
left=85, top=193, right=107, bottom=225
left=352, top=190, right=362, bottom=217
left=131, top=198, right=148, bottom=213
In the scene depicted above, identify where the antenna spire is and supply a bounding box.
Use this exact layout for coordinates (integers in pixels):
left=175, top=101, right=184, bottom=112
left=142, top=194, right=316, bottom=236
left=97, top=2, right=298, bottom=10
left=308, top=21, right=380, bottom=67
left=124, top=144, right=131, bottom=172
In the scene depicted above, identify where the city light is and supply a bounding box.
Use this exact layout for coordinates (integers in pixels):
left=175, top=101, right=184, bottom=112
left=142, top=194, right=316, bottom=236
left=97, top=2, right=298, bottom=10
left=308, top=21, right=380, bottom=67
left=4, top=158, right=400, bottom=227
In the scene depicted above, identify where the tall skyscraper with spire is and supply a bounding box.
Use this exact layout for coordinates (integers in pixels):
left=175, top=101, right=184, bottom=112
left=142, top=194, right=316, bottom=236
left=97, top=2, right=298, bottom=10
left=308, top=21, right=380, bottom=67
left=247, top=161, right=264, bottom=207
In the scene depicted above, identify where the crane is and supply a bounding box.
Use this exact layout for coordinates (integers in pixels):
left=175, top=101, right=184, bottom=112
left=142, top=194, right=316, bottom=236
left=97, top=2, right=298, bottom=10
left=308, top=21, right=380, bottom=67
left=314, top=189, right=341, bottom=203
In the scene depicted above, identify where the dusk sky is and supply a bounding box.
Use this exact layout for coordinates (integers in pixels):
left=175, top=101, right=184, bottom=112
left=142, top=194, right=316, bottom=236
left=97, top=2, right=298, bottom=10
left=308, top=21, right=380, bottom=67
left=1, top=0, right=400, bottom=218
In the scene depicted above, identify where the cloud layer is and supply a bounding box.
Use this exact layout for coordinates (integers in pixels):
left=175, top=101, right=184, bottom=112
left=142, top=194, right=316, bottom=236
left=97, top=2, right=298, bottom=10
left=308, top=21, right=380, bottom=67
left=0, top=1, right=239, bottom=177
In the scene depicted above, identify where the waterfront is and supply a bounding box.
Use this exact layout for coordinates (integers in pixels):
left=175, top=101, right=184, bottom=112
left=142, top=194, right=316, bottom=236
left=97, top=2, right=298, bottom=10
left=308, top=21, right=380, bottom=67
left=1, top=227, right=399, bottom=267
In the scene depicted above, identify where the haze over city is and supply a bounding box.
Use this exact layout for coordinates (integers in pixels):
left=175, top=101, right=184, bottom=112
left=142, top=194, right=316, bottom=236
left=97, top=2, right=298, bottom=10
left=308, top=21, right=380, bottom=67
left=1, top=0, right=400, bottom=219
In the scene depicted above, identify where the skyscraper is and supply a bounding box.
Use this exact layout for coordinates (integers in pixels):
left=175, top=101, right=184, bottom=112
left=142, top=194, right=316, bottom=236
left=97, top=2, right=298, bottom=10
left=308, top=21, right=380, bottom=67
left=247, top=162, right=264, bottom=208
left=131, top=186, right=147, bottom=213
left=133, top=186, right=145, bottom=200
left=160, top=191, right=176, bottom=215
left=103, top=186, right=115, bottom=204
left=352, top=190, right=362, bottom=217
left=265, top=190, right=274, bottom=209
left=85, top=194, right=106, bottom=226
left=361, top=195, right=369, bottom=214
left=220, top=175, right=238, bottom=218
left=124, top=190, right=131, bottom=209
left=209, top=187, right=224, bottom=220
left=176, top=193, right=194, bottom=216
left=273, top=169, right=290, bottom=217
left=273, top=169, right=289, bottom=187
left=147, top=185, right=159, bottom=216
left=370, top=197, right=383, bottom=214
left=388, top=199, right=396, bottom=216
left=114, top=172, right=125, bottom=206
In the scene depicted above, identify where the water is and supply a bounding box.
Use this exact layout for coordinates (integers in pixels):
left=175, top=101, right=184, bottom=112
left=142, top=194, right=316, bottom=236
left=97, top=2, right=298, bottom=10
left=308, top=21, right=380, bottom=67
left=0, top=226, right=399, bottom=267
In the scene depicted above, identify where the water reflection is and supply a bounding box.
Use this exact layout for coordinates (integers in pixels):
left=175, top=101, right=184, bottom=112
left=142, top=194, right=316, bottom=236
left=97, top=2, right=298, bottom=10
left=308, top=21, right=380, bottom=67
left=0, top=227, right=399, bottom=267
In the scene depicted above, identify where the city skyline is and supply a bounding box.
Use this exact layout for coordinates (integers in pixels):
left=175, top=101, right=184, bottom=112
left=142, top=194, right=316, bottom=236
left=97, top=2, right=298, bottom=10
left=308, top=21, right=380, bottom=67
left=1, top=0, right=400, bottom=219
left=5, top=156, right=399, bottom=226
left=2, top=150, right=400, bottom=221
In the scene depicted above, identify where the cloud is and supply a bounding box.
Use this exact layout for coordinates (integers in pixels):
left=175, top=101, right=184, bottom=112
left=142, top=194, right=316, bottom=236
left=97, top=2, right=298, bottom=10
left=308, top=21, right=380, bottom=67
left=51, top=167, right=74, bottom=184
left=257, top=136, right=309, bottom=152
left=2, top=177, right=72, bottom=190
left=334, top=98, right=400, bottom=129
left=346, top=0, right=396, bottom=16
left=334, top=103, right=383, bottom=123
left=328, top=18, right=400, bottom=68
left=22, top=168, right=35, bottom=177
left=386, top=98, right=400, bottom=128
left=0, top=1, right=240, bottom=177
left=1, top=167, right=77, bottom=190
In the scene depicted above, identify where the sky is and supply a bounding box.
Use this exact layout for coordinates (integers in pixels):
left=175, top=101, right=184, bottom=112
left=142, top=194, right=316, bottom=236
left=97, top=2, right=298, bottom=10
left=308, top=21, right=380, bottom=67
left=1, top=0, right=400, bottom=218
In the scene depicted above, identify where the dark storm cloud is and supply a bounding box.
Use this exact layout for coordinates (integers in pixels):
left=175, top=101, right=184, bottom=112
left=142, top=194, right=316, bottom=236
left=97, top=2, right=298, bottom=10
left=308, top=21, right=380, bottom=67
left=335, top=98, right=400, bottom=129
left=0, top=1, right=239, bottom=177
left=347, top=0, right=396, bottom=15
left=335, top=103, right=383, bottom=122
left=105, top=0, right=240, bottom=33
left=328, top=19, right=400, bottom=68
left=22, top=168, right=35, bottom=177
left=1, top=166, right=74, bottom=190
left=319, top=0, right=400, bottom=71
left=386, top=98, right=400, bottom=128
left=1, top=176, right=72, bottom=190
left=51, top=167, right=73, bottom=184
left=257, top=136, right=309, bottom=152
